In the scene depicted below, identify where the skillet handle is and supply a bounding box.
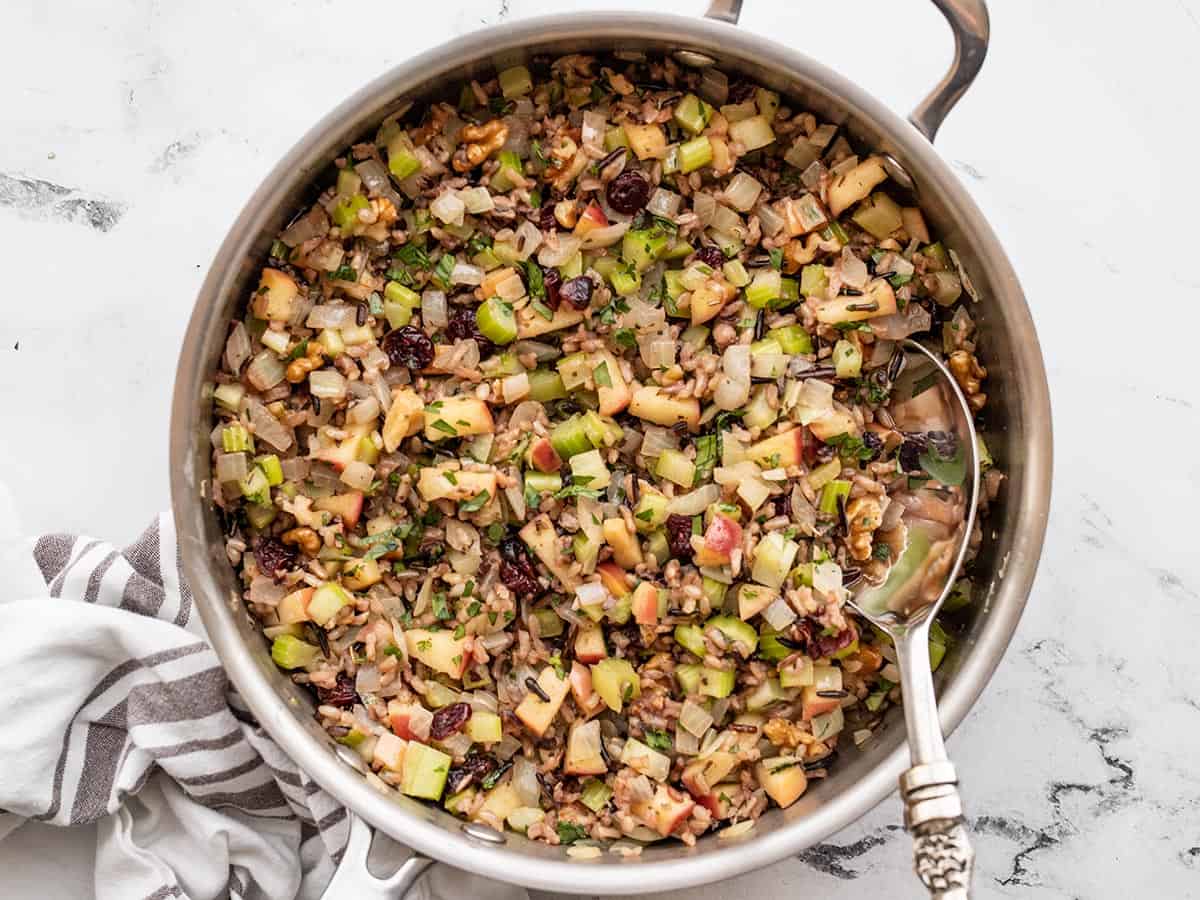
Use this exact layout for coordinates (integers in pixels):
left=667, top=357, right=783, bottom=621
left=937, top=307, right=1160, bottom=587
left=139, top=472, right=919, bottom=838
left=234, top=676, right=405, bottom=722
left=703, top=0, right=990, bottom=143
left=321, top=813, right=434, bottom=900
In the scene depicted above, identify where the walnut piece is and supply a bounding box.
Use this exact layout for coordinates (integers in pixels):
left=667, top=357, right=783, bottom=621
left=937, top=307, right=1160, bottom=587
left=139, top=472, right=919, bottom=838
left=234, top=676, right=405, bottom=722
left=948, top=350, right=987, bottom=412
left=281, top=526, right=321, bottom=555
left=763, top=717, right=807, bottom=749
left=845, top=495, right=883, bottom=562
left=453, top=119, right=509, bottom=173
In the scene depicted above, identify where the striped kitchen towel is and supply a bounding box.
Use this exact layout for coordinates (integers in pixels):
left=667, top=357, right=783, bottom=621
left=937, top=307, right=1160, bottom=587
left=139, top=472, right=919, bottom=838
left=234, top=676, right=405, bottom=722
left=0, top=513, right=527, bottom=900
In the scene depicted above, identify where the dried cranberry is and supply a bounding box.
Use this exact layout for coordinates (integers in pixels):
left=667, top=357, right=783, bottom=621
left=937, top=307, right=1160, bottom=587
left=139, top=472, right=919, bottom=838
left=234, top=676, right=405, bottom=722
left=445, top=304, right=495, bottom=356
left=316, top=673, right=357, bottom=708
left=446, top=752, right=498, bottom=793
left=499, top=536, right=529, bottom=565
left=606, top=170, right=651, bottom=215
left=499, top=537, right=542, bottom=597
left=538, top=204, right=558, bottom=232
left=666, top=514, right=695, bottom=560
left=696, top=245, right=725, bottom=269
left=559, top=275, right=594, bottom=310
left=429, top=702, right=472, bottom=740
left=254, top=537, right=296, bottom=578
left=860, top=431, right=884, bottom=461
left=812, top=623, right=857, bottom=659
left=542, top=268, right=563, bottom=309
left=728, top=80, right=757, bottom=103
left=382, top=325, right=434, bottom=370
left=898, top=438, right=925, bottom=473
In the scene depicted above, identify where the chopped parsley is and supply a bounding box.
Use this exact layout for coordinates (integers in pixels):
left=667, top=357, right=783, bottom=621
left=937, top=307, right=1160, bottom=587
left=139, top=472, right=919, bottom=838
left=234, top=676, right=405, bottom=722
left=825, top=432, right=876, bottom=462
left=643, top=729, right=673, bottom=752
left=692, top=432, right=719, bottom=486
left=466, top=600, right=481, bottom=617
left=431, top=419, right=457, bottom=435
left=330, top=263, right=357, bottom=282
left=556, top=821, right=589, bottom=845
left=394, top=243, right=431, bottom=270
left=286, top=339, right=309, bottom=361
left=466, top=233, right=493, bottom=256
left=382, top=644, right=405, bottom=659
left=417, top=639, right=432, bottom=652
left=594, top=297, right=629, bottom=326
left=554, top=484, right=605, bottom=501
left=444, top=471, right=458, bottom=485
left=593, top=360, right=612, bottom=388
left=459, top=489, right=492, bottom=513
left=872, top=542, right=892, bottom=561
left=768, top=247, right=784, bottom=270
left=453, top=624, right=466, bottom=639
left=432, top=253, right=456, bottom=291
left=612, top=327, right=636, bottom=349
left=522, top=260, right=546, bottom=300
left=431, top=592, right=451, bottom=620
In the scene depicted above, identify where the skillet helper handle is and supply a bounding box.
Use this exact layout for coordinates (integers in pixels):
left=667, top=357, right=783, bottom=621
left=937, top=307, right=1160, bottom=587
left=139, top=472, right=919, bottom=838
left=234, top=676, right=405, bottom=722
left=703, top=0, right=990, bottom=143
left=320, top=813, right=434, bottom=900
left=895, top=625, right=974, bottom=898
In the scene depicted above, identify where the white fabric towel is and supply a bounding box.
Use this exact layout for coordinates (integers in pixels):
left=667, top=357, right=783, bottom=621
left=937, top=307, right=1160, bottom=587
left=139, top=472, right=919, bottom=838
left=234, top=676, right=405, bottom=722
left=0, top=508, right=529, bottom=900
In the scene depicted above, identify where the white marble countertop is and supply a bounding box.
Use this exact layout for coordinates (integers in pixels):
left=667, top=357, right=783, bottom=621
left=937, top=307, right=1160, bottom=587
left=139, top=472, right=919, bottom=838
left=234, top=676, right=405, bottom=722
left=3, top=0, right=1198, bottom=897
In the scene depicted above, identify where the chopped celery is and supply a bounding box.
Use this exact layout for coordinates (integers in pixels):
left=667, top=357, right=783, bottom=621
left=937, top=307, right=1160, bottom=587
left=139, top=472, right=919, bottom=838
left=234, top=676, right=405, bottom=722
left=489, top=151, right=525, bottom=192
left=679, top=136, right=713, bottom=174
left=476, top=298, right=517, bottom=345
left=655, top=448, right=696, bottom=488
left=318, top=328, right=345, bottom=357
left=728, top=114, right=775, bottom=151
left=331, top=194, right=369, bottom=229
left=590, top=255, right=620, bottom=284
left=779, top=277, right=799, bottom=303
left=755, top=87, right=780, bottom=121
left=851, top=192, right=903, bottom=239
left=213, top=382, right=245, bottom=413
left=632, top=490, right=669, bottom=533
left=558, top=252, right=583, bottom=279
left=767, top=325, right=813, bottom=354
left=569, top=448, right=610, bottom=489
left=610, top=265, right=642, bottom=297
left=745, top=269, right=782, bottom=308
left=622, top=228, right=670, bottom=273
left=799, top=264, right=828, bottom=298
left=580, top=778, right=613, bottom=812
left=821, top=221, right=849, bottom=247
left=387, top=133, right=421, bottom=181
left=549, top=415, right=593, bottom=460
left=832, top=340, right=863, bottom=379
left=527, top=368, right=567, bottom=402
left=722, top=259, right=750, bottom=287
left=245, top=502, right=277, bottom=530
left=701, top=575, right=728, bottom=610
left=498, top=65, right=533, bottom=98
left=271, top=634, right=320, bottom=670
left=239, top=467, right=270, bottom=504
left=707, top=615, right=758, bottom=654
left=664, top=269, right=687, bottom=301
left=806, top=458, right=842, bottom=492
left=757, top=630, right=790, bottom=662
left=924, top=242, right=950, bottom=270
left=524, top=471, right=563, bottom=496
left=603, top=127, right=628, bottom=152
left=662, top=143, right=681, bottom=175
left=645, top=530, right=670, bottom=566
left=673, top=93, right=713, bottom=135
left=818, top=479, right=851, bottom=515
left=336, top=168, right=362, bottom=197
left=256, top=455, right=284, bottom=486
left=532, top=607, right=564, bottom=638
left=221, top=424, right=254, bottom=453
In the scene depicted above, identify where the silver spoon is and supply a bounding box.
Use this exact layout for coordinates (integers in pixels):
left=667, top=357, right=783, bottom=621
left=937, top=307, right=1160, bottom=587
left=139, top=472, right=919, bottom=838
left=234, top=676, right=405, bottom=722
left=847, top=339, right=979, bottom=899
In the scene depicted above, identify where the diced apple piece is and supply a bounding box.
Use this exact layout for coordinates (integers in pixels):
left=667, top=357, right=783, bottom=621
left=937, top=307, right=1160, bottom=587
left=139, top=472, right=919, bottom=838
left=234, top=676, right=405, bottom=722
left=747, top=427, right=806, bottom=468
left=401, top=741, right=452, bottom=801
left=343, top=557, right=383, bottom=591
left=755, top=757, right=808, bottom=808
left=516, top=304, right=584, bottom=339
left=620, top=737, right=671, bottom=782
left=575, top=621, right=608, bottom=664
left=308, top=582, right=352, bottom=626
left=590, top=658, right=640, bottom=713
left=681, top=751, right=739, bottom=800
left=632, top=784, right=695, bottom=837
left=631, top=582, right=660, bottom=626
left=373, top=732, right=407, bottom=772
left=473, top=783, right=523, bottom=826
left=569, top=660, right=601, bottom=714
left=416, top=467, right=498, bottom=504
left=596, top=562, right=632, bottom=598
left=808, top=407, right=861, bottom=442
left=519, top=514, right=579, bottom=589
left=750, top=532, right=800, bottom=589
left=424, top=395, right=494, bottom=442
left=314, top=491, right=364, bottom=527
left=315, top=424, right=371, bottom=472
left=827, top=156, right=888, bottom=217
left=382, top=387, right=424, bottom=452
left=594, top=350, right=632, bottom=416
left=388, top=701, right=432, bottom=741
left=814, top=278, right=896, bottom=324
left=252, top=268, right=301, bottom=321
left=276, top=587, right=314, bottom=625
left=573, top=202, right=609, bottom=237
left=629, top=385, right=701, bottom=432
left=690, top=279, right=735, bottom=325
left=602, top=518, right=643, bottom=569
left=693, top=514, right=742, bottom=567
left=801, top=685, right=842, bottom=720
left=527, top=436, right=562, bottom=474
left=514, top=666, right=571, bottom=737
left=735, top=584, right=780, bottom=621
left=704, top=782, right=742, bottom=819
left=564, top=719, right=608, bottom=776
left=405, top=628, right=472, bottom=678
left=623, top=123, right=668, bottom=160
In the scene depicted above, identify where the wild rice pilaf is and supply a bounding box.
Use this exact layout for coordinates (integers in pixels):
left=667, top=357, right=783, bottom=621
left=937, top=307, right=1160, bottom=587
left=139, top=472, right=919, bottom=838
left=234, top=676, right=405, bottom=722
left=209, top=52, right=1001, bottom=849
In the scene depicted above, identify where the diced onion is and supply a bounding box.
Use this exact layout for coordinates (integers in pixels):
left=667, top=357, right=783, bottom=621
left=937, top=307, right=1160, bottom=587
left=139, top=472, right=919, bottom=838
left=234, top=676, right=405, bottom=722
left=501, top=372, right=530, bottom=403
left=714, top=344, right=751, bottom=410
left=840, top=247, right=869, bottom=290
left=814, top=665, right=843, bottom=692
left=795, top=379, right=834, bottom=424
left=871, top=305, right=931, bottom=340
left=756, top=201, right=786, bottom=237
left=281, top=457, right=310, bottom=482
left=470, top=691, right=499, bottom=713
left=347, top=396, right=380, bottom=425
left=495, top=735, right=522, bottom=761
left=459, top=186, right=494, bottom=214
left=246, top=399, right=292, bottom=451
left=512, top=756, right=542, bottom=807
left=307, top=304, right=358, bottom=330
left=811, top=706, right=845, bottom=741
left=647, top=188, right=682, bottom=219
left=421, top=290, right=448, bottom=329
left=812, top=560, right=843, bottom=597
left=309, top=369, right=348, bottom=401
left=439, top=731, right=473, bottom=759
left=581, top=110, right=607, bottom=152
left=354, top=158, right=404, bottom=209
left=537, top=235, right=582, bottom=267
left=504, top=468, right=526, bottom=520
left=514, top=220, right=544, bottom=261
left=579, top=222, right=630, bottom=249
left=495, top=273, right=526, bottom=301
left=667, top=484, right=720, bottom=516
left=710, top=204, right=745, bottom=238
left=800, top=161, right=826, bottom=190
left=639, top=426, right=678, bottom=460
left=246, top=351, right=286, bottom=391
left=224, top=323, right=251, bottom=373
left=430, top=190, right=466, bottom=226
left=512, top=340, right=561, bottom=363
left=675, top=728, right=700, bottom=755
left=451, top=262, right=484, bottom=286
left=762, top=595, right=797, bottom=631
left=576, top=581, right=610, bottom=607
left=721, top=172, right=763, bottom=212
left=340, top=460, right=375, bottom=490
left=692, top=192, right=716, bottom=228
left=355, top=664, right=382, bottom=694
left=714, top=460, right=759, bottom=486
left=679, top=699, right=714, bottom=737
left=215, top=452, right=248, bottom=483
left=280, top=205, right=328, bottom=248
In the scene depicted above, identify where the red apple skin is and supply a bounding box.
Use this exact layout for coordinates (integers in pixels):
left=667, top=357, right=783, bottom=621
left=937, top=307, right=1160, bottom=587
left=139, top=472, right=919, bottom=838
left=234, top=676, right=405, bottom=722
left=703, top=515, right=743, bottom=560
left=573, top=203, right=609, bottom=235
left=596, top=562, right=632, bottom=598
left=801, top=685, right=841, bottom=720
left=634, top=785, right=696, bottom=837
left=574, top=624, right=607, bottom=664
left=631, top=582, right=659, bottom=626
left=569, top=661, right=601, bottom=714
left=315, top=491, right=364, bottom=527
left=695, top=792, right=722, bottom=817
left=390, top=713, right=420, bottom=742
left=528, top=437, right=562, bottom=473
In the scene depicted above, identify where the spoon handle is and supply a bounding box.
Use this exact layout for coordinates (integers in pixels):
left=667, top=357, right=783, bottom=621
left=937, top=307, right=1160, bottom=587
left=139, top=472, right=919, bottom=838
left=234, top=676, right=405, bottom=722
left=895, top=624, right=974, bottom=898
